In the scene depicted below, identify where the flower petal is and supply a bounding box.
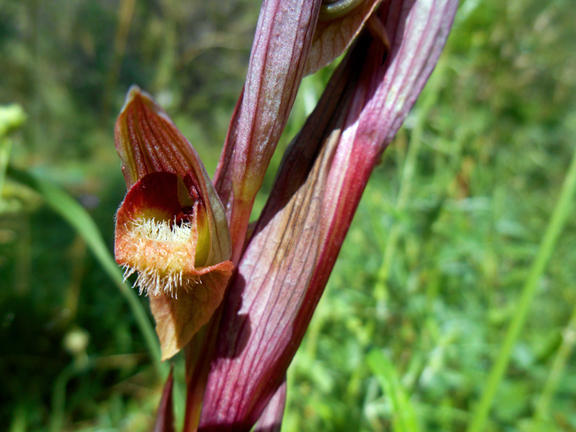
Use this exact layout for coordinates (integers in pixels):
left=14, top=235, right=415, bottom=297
left=213, top=0, right=322, bottom=262
left=151, top=268, right=233, bottom=361
left=304, top=0, right=382, bottom=75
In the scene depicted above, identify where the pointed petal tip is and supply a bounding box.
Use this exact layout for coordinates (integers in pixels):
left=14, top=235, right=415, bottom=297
left=127, top=84, right=142, bottom=97
left=119, top=85, right=173, bottom=126
left=120, top=84, right=143, bottom=112
left=160, top=342, right=179, bottom=362
left=150, top=265, right=233, bottom=361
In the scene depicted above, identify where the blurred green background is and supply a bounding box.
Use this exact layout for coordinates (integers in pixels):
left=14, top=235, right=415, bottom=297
left=1, top=0, right=576, bottom=431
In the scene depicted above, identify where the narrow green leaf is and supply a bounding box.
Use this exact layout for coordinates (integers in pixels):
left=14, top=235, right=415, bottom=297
left=367, top=349, right=421, bottom=432
left=466, top=142, right=576, bottom=432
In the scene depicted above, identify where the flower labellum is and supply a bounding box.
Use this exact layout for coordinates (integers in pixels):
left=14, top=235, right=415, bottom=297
left=114, top=86, right=233, bottom=361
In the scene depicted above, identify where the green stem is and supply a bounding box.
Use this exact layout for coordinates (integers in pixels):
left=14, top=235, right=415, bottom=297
left=367, top=349, right=421, bottom=432
left=530, top=290, right=576, bottom=429
left=0, top=138, right=11, bottom=198
left=49, top=360, right=92, bottom=432
left=466, top=142, right=576, bottom=432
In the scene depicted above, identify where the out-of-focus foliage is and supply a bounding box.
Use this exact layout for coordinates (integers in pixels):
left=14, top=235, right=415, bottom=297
left=1, top=0, right=575, bottom=431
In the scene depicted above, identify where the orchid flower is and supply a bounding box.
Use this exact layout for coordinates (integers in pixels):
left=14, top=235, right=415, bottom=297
left=113, top=0, right=459, bottom=430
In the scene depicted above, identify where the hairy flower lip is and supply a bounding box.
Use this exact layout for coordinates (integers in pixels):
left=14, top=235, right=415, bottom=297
left=115, top=172, right=226, bottom=298
left=115, top=86, right=232, bottom=267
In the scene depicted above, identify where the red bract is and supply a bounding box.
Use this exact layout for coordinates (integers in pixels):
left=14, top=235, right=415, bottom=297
left=113, top=0, right=458, bottom=430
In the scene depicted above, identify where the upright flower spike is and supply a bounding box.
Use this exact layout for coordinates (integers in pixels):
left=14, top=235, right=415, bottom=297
left=181, top=1, right=325, bottom=426
left=199, top=0, right=459, bottom=428
left=114, top=86, right=233, bottom=361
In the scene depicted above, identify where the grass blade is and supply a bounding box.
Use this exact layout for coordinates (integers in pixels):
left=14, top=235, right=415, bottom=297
left=367, top=349, right=420, bottom=432
left=466, top=142, right=576, bottom=432
left=531, top=303, right=576, bottom=430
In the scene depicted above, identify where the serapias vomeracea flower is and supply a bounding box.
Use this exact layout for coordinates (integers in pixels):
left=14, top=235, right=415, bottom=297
left=113, top=0, right=459, bottom=430
left=114, top=86, right=233, bottom=361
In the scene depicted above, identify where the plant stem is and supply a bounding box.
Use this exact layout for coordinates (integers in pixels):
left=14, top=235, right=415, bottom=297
left=530, top=289, right=576, bottom=429
left=367, top=349, right=421, bottom=432
left=466, top=142, right=576, bottom=432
